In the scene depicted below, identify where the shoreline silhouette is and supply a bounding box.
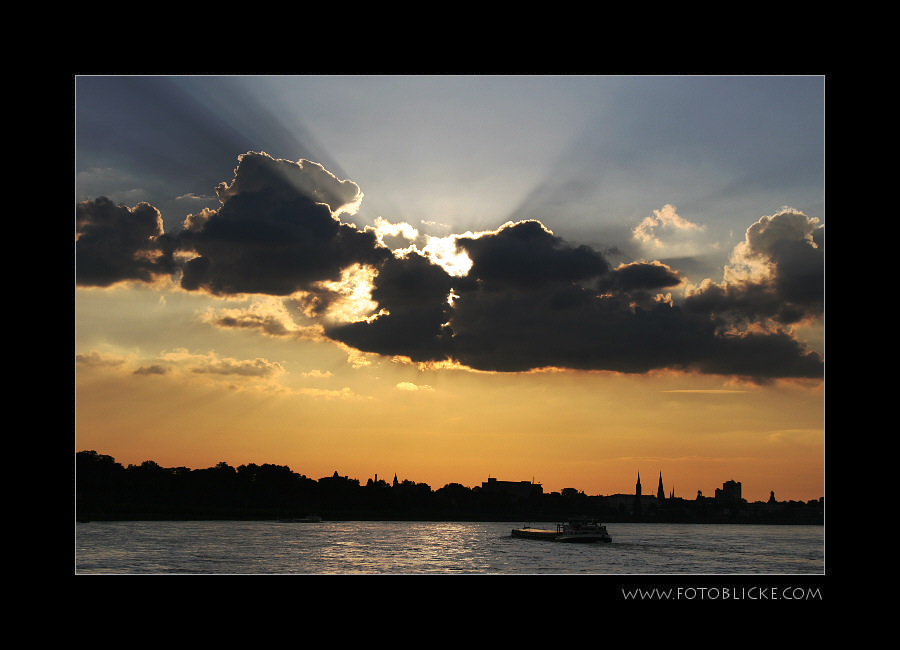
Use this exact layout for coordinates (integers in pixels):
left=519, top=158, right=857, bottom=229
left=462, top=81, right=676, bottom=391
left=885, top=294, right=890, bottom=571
left=75, top=450, right=824, bottom=525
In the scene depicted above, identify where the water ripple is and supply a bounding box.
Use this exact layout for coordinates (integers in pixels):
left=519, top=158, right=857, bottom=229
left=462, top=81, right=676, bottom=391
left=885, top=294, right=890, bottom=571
left=75, top=520, right=825, bottom=575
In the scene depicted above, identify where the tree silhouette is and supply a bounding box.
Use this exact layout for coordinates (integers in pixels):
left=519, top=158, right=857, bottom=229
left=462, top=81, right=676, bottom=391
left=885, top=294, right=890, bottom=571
left=75, top=450, right=823, bottom=524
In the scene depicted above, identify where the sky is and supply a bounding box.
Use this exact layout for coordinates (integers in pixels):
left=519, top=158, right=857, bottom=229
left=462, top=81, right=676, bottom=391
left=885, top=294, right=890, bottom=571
left=74, top=75, right=825, bottom=503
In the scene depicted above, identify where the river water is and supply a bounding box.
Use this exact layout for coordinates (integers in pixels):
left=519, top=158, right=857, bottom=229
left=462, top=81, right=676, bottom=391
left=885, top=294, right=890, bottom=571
left=74, top=520, right=825, bottom=576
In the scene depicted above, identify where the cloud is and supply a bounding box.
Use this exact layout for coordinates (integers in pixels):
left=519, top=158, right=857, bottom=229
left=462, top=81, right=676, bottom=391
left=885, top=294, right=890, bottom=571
left=324, top=251, right=456, bottom=363
left=75, top=350, right=127, bottom=369
left=396, top=382, right=433, bottom=391
left=683, top=208, right=824, bottom=326
left=76, top=153, right=387, bottom=297
left=633, top=203, right=705, bottom=247
left=596, top=261, right=682, bottom=295
left=76, top=347, right=362, bottom=399
left=213, top=153, right=363, bottom=218
left=76, top=154, right=824, bottom=381
left=75, top=197, right=178, bottom=286
left=177, top=153, right=389, bottom=296
left=76, top=348, right=283, bottom=380
left=200, top=297, right=323, bottom=340
left=133, top=364, right=169, bottom=375
left=456, top=220, right=610, bottom=289
left=188, top=355, right=285, bottom=378
left=303, top=369, right=333, bottom=379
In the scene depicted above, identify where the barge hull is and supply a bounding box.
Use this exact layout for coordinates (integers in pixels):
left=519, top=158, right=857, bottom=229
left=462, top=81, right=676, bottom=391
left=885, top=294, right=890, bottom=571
left=511, top=528, right=560, bottom=541
left=511, top=528, right=611, bottom=543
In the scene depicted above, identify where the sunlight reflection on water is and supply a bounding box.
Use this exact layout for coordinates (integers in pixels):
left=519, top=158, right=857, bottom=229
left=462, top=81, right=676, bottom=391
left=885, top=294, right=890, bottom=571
left=75, top=520, right=824, bottom=575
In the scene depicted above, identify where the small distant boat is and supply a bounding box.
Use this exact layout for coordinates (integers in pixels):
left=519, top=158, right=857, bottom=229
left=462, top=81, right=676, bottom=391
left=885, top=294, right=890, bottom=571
left=511, top=518, right=612, bottom=543
left=277, top=515, right=322, bottom=523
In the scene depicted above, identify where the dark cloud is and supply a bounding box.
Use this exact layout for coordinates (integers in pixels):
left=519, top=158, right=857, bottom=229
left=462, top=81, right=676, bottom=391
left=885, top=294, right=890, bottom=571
left=684, top=209, right=824, bottom=326
left=213, top=153, right=363, bottom=217
left=177, top=153, right=388, bottom=296
left=596, top=261, right=682, bottom=295
left=445, top=268, right=820, bottom=378
left=455, top=220, right=610, bottom=289
left=76, top=154, right=824, bottom=381
left=325, top=216, right=822, bottom=380
left=76, top=152, right=388, bottom=296
left=75, top=197, right=177, bottom=286
left=325, top=252, right=456, bottom=362
left=695, top=330, right=823, bottom=380
left=449, top=284, right=681, bottom=373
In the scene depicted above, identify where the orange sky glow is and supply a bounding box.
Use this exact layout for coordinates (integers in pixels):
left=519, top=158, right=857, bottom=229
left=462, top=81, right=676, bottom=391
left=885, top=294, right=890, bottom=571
left=75, top=284, right=824, bottom=503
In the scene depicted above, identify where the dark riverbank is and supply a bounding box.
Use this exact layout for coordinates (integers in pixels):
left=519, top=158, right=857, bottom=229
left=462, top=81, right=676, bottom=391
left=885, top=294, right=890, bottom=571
left=75, top=451, right=824, bottom=525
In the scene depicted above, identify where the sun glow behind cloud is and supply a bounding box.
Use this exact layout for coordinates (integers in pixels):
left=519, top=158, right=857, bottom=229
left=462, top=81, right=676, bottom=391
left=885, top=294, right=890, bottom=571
left=372, top=216, right=475, bottom=277
left=313, top=264, right=381, bottom=324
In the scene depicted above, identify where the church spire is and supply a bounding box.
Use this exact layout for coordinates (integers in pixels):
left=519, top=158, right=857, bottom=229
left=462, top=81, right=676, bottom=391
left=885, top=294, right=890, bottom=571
left=634, top=472, right=642, bottom=515
left=657, top=472, right=665, bottom=500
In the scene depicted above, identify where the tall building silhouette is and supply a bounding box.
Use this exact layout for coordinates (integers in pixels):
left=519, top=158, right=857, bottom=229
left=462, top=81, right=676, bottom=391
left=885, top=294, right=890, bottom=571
left=634, top=472, right=642, bottom=515
left=657, top=472, right=666, bottom=500
left=715, top=479, right=742, bottom=504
